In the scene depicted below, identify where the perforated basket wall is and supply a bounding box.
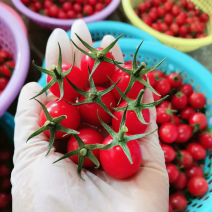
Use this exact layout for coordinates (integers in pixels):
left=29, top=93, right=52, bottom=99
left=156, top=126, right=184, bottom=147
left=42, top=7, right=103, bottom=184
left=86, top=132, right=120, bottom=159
left=122, top=0, right=212, bottom=52
left=0, top=6, right=29, bottom=117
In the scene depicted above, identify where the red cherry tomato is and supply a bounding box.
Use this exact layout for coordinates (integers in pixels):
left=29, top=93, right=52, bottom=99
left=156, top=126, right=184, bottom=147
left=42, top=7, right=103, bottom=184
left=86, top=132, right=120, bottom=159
left=189, top=113, right=207, bottom=130
left=199, top=132, right=212, bottom=149
left=160, top=23, right=168, bottom=32
left=176, top=124, right=192, bottom=143
left=0, top=78, right=9, bottom=90
left=168, top=201, right=173, bottom=212
left=153, top=89, right=161, bottom=101
left=81, top=47, right=116, bottom=85
left=47, top=63, right=86, bottom=101
left=156, top=107, right=172, bottom=124
left=172, top=92, right=188, bottom=110
left=200, top=13, right=209, bottom=23
left=112, top=101, right=150, bottom=135
left=187, top=177, right=208, bottom=196
left=0, top=50, right=12, bottom=60
left=151, top=23, right=161, bottom=32
left=142, top=16, right=152, bottom=26
left=100, top=134, right=142, bottom=179
left=169, top=193, right=187, bottom=212
left=170, top=23, right=179, bottom=35
left=164, top=2, right=173, bottom=12
left=167, top=73, right=182, bottom=88
left=181, top=83, right=193, bottom=96
left=157, top=6, right=166, bottom=17
left=138, top=2, right=147, bottom=12
left=159, top=123, right=178, bottom=143
left=189, top=92, right=206, bottom=109
left=111, top=64, right=146, bottom=100
left=172, top=115, right=180, bottom=125
left=166, top=163, right=179, bottom=183
left=197, top=34, right=207, bottom=38
left=158, top=100, right=170, bottom=108
left=151, top=70, right=163, bottom=79
left=179, top=25, right=188, bottom=36
left=95, top=3, right=104, bottom=11
left=67, top=128, right=103, bottom=167
left=79, top=87, right=117, bottom=126
left=0, top=165, right=11, bottom=177
left=161, top=144, right=176, bottom=163
left=0, top=150, right=10, bottom=162
left=1, top=178, right=11, bottom=191
left=164, top=30, right=174, bottom=36
left=180, top=107, right=195, bottom=120
left=172, top=172, right=187, bottom=190
left=186, top=165, right=204, bottom=179
left=187, top=1, right=195, bottom=11
left=83, top=5, right=93, bottom=16
left=165, top=13, right=174, bottom=25
left=186, top=143, right=206, bottom=160
left=177, top=150, right=193, bottom=168
left=176, top=14, right=185, bottom=25
left=146, top=72, right=156, bottom=88
left=171, top=5, right=180, bottom=16
left=0, top=193, right=9, bottom=208
left=155, top=78, right=171, bottom=96
left=40, top=99, right=81, bottom=139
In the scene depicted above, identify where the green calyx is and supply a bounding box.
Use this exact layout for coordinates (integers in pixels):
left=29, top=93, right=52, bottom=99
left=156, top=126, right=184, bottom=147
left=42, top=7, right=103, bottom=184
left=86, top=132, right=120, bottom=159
left=98, top=108, right=157, bottom=164
left=111, top=41, right=166, bottom=103
left=166, top=103, right=177, bottom=116
left=176, top=91, right=184, bottom=98
left=53, top=134, right=104, bottom=180
left=109, top=77, right=168, bottom=125
left=64, top=66, right=120, bottom=120
left=71, top=33, right=124, bottom=80
left=26, top=99, right=79, bottom=156
left=31, top=43, right=76, bottom=102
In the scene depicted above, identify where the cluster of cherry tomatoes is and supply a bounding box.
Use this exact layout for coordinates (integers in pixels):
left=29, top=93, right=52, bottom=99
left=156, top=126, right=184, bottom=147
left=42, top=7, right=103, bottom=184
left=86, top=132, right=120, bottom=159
left=0, top=48, right=15, bottom=95
left=134, top=0, right=209, bottom=38
left=21, top=0, right=111, bottom=19
left=146, top=70, right=211, bottom=211
left=0, top=129, right=13, bottom=210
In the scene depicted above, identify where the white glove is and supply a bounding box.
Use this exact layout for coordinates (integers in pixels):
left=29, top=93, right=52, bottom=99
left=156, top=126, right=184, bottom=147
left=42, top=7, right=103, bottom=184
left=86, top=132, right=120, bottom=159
left=11, top=21, right=169, bottom=212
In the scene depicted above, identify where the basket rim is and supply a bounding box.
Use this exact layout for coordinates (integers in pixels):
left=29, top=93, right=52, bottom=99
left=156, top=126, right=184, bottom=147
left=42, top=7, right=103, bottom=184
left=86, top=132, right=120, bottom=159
left=12, top=0, right=121, bottom=27
left=0, top=7, right=30, bottom=117
left=122, top=0, right=212, bottom=46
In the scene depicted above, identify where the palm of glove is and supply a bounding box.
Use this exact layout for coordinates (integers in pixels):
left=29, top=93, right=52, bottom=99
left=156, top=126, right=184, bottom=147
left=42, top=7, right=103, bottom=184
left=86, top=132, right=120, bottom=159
left=11, top=20, right=169, bottom=212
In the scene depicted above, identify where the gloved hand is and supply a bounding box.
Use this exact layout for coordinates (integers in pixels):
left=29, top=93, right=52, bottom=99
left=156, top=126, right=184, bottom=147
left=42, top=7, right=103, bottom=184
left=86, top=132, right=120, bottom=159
left=11, top=20, right=169, bottom=212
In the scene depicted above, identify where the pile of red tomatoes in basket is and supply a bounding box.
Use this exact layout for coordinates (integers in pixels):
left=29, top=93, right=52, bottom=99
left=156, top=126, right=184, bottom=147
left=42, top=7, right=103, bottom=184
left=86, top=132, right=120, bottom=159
left=147, top=70, right=211, bottom=212
left=21, top=0, right=111, bottom=19
left=0, top=48, right=15, bottom=95
left=0, top=129, right=13, bottom=210
left=134, top=0, right=209, bottom=38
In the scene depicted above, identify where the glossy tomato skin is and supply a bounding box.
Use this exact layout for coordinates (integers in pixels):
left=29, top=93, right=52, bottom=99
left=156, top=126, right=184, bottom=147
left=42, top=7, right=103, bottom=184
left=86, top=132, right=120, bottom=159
left=79, top=87, right=117, bottom=126
left=158, top=100, right=170, bottom=108
left=166, top=163, right=179, bottom=183
left=177, top=150, right=193, bottom=168
left=172, top=92, right=188, bottom=110
left=176, top=124, right=192, bottom=143
left=172, top=172, right=187, bottom=190
left=189, top=92, right=206, bottom=109
left=0, top=193, right=9, bottom=208
left=159, top=123, right=178, bottom=143
left=0, top=165, right=11, bottom=177
left=199, top=133, right=212, bottom=149
left=187, top=177, right=208, bottom=196
left=186, top=143, right=206, bottom=160
left=189, top=113, right=207, bottom=130
left=167, top=73, right=183, bottom=88
left=169, top=193, right=187, bottom=212
left=155, top=78, right=171, bottom=96
left=47, top=63, right=86, bottom=101
left=112, top=101, right=150, bottom=135
left=40, top=99, right=81, bottom=139
left=111, top=64, right=146, bottom=100
left=100, top=134, right=142, bottom=179
left=186, top=165, right=204, bottom=179
left=81, top=47, right=116, bottom=85
left=180, top=107, right=195, bottom=120
left=67, top=128, right=104, bottom=167
left=146, top=72, right=156, bottom=88
left=168, top=202, right=173, bottom=212
left=173, top=115, right=180, bottom=125
left=161, top=144, right=176, bottom=163
left=180, top=83, right=193, bottom=96
left=156, top=107, right=172, bottom=124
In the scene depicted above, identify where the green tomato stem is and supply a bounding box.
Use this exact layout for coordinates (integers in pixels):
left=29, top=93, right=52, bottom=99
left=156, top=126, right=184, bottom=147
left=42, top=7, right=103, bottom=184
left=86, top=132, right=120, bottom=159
left=118, top=126, right=128, bottom=141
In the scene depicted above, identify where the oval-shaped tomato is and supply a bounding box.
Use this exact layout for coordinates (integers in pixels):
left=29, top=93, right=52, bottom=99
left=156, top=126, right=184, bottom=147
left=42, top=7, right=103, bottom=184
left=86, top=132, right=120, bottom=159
left=79, top=86, right=117, bottom=126
left=67, top=128, right=104, bottom=167
left=161, top=144, right=176, bottom=163
left=40, top=99, right=81, bottom=139
left=172, top=172, right=187, bottom=190
left=199, top=132, right=212, bottom=149
left=81, top=47, right=116, bottom=85
left=159, top=123, right=178, bottom=143
left=177, top=150, right=193, bottom=168
left=100, top=134, right=142, bottom=179
left=180, top=107, right=195, bottom=120
left=189, top=92, right=206, bottom=109
left=189, top=113, right=207, bottom=130
left=176, top=124, right=192, bottom=143
left=187, top=177, right=208, bottom=196
left=166, top=163, right=179, bottom=183
left=186, top=143, right=206, bottom=160
left=47, top=63, right=86, bottom=101
left=111, top=64, right=146, bottom=100
left=186, top=165, right=204, bottom=179
left=112, top=101, right=150, bottom=135
left=169, top=193, right=187, bottom=212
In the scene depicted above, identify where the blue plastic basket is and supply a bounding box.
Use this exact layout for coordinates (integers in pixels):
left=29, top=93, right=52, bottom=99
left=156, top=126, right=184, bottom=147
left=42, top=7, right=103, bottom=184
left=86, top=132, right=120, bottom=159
left=38, top=21, right=160, bottom=87
left=0, top=112, right=15, bottom=145
left=38, top=38, right=212, bottom=211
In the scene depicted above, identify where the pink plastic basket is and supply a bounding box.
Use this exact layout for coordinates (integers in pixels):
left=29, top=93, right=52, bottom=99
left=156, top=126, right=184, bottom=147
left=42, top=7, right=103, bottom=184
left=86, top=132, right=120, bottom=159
left=0, top=6, right=30, bottom=117
left=12, top=0, right=121, bottom=30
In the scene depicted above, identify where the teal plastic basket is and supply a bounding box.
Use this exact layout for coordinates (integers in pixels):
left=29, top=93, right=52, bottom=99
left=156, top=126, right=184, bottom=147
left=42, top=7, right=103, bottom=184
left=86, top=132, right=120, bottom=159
left=38, top=21, right=160, bottom=87
left=38, top=38, right=212, bottom=212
